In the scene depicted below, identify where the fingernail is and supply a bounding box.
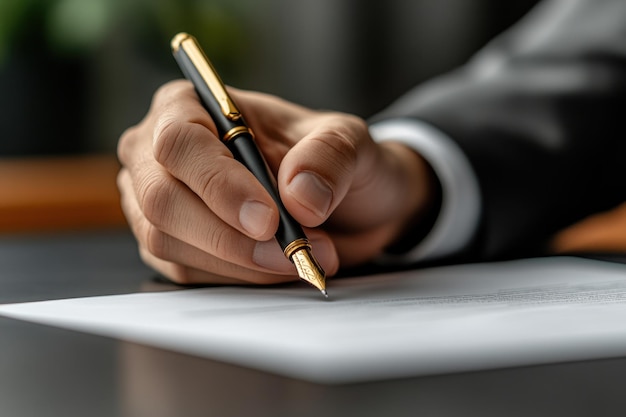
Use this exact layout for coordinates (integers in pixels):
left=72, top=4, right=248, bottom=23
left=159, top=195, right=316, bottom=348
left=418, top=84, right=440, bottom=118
left=240, top=200, right=273, bottom=239
left=252, top=240, right=294, bottom=272
left=288, top=172, right=332, bottom=218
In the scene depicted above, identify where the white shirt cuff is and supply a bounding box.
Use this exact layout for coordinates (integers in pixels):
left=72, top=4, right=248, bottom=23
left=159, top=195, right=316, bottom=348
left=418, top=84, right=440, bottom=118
left=369, top=119, right=482, bottom=263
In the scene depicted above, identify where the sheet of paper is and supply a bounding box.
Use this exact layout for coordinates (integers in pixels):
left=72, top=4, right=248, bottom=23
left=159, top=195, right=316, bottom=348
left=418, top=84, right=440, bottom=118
left=2, top=257, right=626, bottom=384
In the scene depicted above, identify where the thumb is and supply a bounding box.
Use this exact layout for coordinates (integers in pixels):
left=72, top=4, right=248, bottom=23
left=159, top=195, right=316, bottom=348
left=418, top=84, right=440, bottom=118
left=276, top=115, right=374, bottom=227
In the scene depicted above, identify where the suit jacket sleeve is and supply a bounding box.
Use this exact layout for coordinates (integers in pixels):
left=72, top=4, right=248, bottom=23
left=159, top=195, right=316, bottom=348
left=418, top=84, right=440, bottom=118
left=370, top=0, right=626, bottom=260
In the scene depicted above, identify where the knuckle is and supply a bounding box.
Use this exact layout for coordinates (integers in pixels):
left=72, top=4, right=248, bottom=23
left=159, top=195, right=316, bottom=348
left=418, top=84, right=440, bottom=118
left=153, top=118, right=210, bottom=174
left=152, top=82, right=174, bottom=104
left=116, top=168, right=129, bottom=197
left=320, top=116, right=360, bottom=153
left=345, top=112, right=369, bottom=133
left=152, top=87, right=207, bottom=169
left=330, top=130, right=358, bottom=157
left=153, top=118, right=186, bottom=168
left=316, top=131, right=358, bottom=175
left=144, top=224, right=170, bottom=260
left=331, top=113, right=368, bottom=148
left=168, top=78, right=193, bottom=94
left=139, top=174, right=174, bottom=228
left=117, top=125, right=140, bottom=166
left=153, top=79, right=192, bottom=106
left=204, top=225, right=232, bottom=259
left=197, top=164, right=229, bottom=208
left=323, top=113, right=371, bottom=171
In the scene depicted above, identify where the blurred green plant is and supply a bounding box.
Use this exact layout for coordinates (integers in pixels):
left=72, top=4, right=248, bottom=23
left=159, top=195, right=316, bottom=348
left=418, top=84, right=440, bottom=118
left=0, top=0, right=251, bottom=65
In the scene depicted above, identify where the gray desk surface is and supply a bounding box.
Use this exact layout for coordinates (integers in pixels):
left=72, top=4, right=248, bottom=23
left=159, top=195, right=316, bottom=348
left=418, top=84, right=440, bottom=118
left=1, top=230, right=625, bottom=417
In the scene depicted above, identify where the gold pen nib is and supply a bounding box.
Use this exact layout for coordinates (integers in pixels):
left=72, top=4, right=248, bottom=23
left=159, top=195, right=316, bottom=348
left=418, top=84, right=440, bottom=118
left=288, top=244, right=327, bottom=298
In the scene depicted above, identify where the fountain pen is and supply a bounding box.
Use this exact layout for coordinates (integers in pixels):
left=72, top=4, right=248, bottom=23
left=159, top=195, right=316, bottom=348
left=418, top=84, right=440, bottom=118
left=171, top=33, right=327, bottom=297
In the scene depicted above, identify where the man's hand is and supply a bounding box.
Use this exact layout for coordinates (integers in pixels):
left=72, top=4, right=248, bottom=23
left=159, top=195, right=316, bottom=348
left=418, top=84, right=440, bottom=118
left=117, top=80, right=436, bottom=284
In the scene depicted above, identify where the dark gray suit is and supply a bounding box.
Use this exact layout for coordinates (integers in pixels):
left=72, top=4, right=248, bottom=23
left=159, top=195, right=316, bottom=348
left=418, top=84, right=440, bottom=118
left=372, top=0, right=626, bottom=261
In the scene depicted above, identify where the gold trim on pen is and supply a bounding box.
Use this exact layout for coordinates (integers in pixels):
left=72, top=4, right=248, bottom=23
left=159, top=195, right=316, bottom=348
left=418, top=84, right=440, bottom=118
left=283, top=238, right=311, bottom=258
left=171, top=33, right=241, bottom=121
left=223, top=126, right=254, bottom=143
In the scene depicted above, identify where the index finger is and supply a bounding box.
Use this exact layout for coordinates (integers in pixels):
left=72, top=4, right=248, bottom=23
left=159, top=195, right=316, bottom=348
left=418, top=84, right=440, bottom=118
left=150, top=80, right=280, bottom=241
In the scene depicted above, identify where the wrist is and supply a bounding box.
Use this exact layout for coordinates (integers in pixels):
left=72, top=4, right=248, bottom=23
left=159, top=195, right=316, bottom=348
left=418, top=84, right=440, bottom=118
left=380, top=141, right=442, bottom=254
left=369, top=119, right=481, bottom=262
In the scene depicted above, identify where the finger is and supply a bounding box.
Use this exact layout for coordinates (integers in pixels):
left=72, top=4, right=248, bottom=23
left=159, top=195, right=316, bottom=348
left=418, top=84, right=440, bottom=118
left=118, top=167, right=297, bottom=282
left=277, top=113, right=376, bottom=228
left=120, top=167, right=339, bottom=282
left=118, top=166, right=296, bottom=275
left=151, top=226, right=341, bottom=284
left=138, top=246, right=251, bottom=286
left=150, top=80, right=280, bottom=241
left=135, top=222, right=339, bottom=285
left=137, top=246, right=298, bottom=286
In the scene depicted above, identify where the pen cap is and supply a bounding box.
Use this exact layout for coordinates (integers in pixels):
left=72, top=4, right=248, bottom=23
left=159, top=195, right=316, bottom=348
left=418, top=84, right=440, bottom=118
left=171, top=33, right=246, bottom=139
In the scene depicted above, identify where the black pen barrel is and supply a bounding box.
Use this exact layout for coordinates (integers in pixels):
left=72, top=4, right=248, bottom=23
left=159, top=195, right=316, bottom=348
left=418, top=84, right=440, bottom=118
left=228, top=133, right=306, bottom=250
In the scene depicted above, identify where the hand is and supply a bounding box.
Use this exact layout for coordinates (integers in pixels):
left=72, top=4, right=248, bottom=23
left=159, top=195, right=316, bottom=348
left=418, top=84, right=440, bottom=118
left=117, top=80, right=437, bottom=285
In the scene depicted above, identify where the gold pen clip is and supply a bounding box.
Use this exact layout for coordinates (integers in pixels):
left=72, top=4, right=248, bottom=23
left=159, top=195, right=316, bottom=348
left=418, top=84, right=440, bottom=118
left=171, top=33, right=241, bottom=121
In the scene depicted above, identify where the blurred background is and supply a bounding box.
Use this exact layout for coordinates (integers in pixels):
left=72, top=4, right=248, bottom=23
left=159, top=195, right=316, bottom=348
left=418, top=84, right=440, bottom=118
left=0, top=0, right=540, bottom=156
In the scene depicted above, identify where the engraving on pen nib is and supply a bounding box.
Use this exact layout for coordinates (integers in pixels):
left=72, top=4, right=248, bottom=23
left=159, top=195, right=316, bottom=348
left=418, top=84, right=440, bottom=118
left=291, top=248, right=326, bottom=294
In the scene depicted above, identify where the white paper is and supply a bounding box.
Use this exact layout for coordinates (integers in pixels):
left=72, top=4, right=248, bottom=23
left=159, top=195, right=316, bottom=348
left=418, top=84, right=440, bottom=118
left=2, top=257, right=626, bottom=383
